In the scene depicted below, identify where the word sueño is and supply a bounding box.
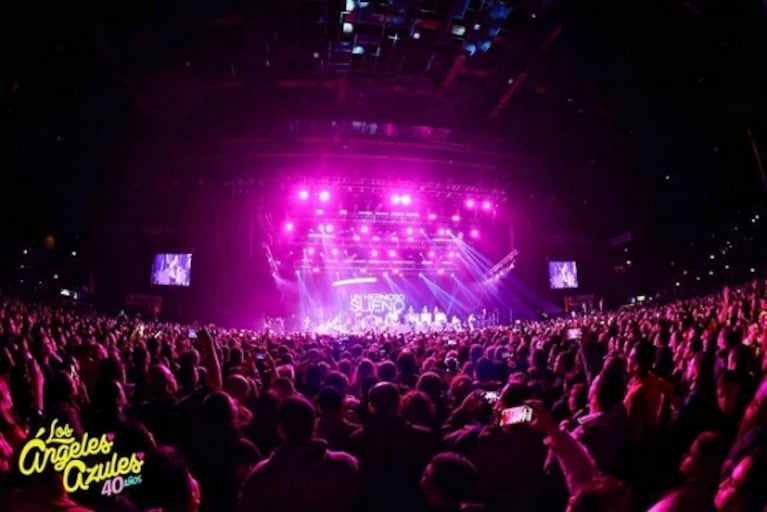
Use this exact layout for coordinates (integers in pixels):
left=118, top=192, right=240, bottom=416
left=350, top=293, right=406, bottom=315
left=18, top=419, right=144, bottom=494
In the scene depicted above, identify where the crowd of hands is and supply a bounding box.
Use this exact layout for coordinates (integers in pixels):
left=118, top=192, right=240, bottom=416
left=0, top=279, right=766, bottom=512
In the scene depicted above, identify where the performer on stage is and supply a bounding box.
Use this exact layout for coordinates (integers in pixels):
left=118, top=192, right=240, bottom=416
left=434, top=306, right=447, bottom=328
left=405, top=306, right=417, bottom=328
left=420, top=306, right=432, bottom=327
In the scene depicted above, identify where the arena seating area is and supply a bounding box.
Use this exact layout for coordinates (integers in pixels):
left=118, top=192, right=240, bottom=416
left=0, top=280, right=766, bottom=512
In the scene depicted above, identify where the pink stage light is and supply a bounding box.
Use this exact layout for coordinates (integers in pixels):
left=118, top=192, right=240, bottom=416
left=371, top=249, right=379, bottom=257
left=316, top=209, right=324, bottom=216
left=299, top=189, right=309, bottom=200
left=438, top=228, right=446, bottom=235
left=312, top=267, right=320, bottom=273
left=470, top=229, right=479, bottom=238
left=391, top=194, right=401, bottom=205
left=372, top=236, right=380, bottom=242
left=391, top=236, right=398, bottom=242
left=388, top=249, right=396, bottom=258
left=407, top=237, right=414, bottom=242
left=482, top=200, right=492, bottom=210
left=392, top=268, right=399, bottom=275
left=448, top=251, right=455, bottom=258
left=401, top=195, right=412, bottom=205
left=437, top=269, right=445, bottom=275
left=428, top=251, right=435, bottom=258
left=451, top=214, right=460, bottom=222
left=307, top=248, right=315, bottom=255
left=319, top=191, right=330, bottom=202
left=285, top=222, right=294, bottom=232
left=325, top=224, right=334, bottom=233
left=332, top=248, right=339, bottom=256
left=466, top=199, right=475, bottom=208
left=406, top=227, right=414, bottom=235
left=428, top=213, right=437, bottom=220
left=360, top=225, right=369, bottom=233
left=353, top=234, right=361, bottom=241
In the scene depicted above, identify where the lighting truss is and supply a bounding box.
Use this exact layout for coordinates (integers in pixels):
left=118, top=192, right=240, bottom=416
left=266, top=176, right=509, bottom=276
left=486, top=249, right=519, bottom=280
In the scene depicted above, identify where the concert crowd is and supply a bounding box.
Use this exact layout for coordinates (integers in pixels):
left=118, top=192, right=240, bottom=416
left=0, top=280, right=766, bottom=512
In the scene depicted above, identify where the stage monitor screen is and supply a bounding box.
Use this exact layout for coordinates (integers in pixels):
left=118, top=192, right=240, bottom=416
left=151, top=253, right=192, bottom=287
left=548, top=261, right=579, bottom=289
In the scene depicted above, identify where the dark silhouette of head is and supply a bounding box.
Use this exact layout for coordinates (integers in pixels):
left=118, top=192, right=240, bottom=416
left=277, top=396, right=316, bottom=444
left=369, top=382, right=400, bottom=416
left=420, top=452, right=479, bottom=508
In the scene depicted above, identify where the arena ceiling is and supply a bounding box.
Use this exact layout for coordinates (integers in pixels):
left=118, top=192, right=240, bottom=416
left=2, top=0, right=766, bottom=263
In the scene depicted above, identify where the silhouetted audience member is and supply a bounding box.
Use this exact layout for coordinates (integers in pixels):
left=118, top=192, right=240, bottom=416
left=314, top=386, right=358, bottom=451
left=420, top=452, right=484, bottom=512
left=349, top=382, right=438, bottom=512
left=238, top=396, right=361, bottom=512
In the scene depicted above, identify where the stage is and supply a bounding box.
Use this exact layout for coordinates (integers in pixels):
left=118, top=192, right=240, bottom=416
left=262, top=178, right=518, bottom=331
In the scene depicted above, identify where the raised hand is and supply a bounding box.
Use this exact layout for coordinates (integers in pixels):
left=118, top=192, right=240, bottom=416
left=524, top=399, right=558, bottom=437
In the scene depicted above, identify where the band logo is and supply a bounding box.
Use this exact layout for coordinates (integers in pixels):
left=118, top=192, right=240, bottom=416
left=18, top=419, right=144, bottom=496
left=350, top=293, right=406, bottom=315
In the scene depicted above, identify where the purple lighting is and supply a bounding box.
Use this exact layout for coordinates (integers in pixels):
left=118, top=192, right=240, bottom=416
left=470, top=229, right=479, bottom=238
left=428, top=251, right=435, bottom=258
left=428, top=213, right=437, bottom=220
left=466, top=199, right=475, bottom=208
left=325, top=224, right=334, bottom=233
left=319, top=191, right=330, bottom=202
left=307, top=248, right=315, bottom=255
left=438, top=228, right=446, bottom=235
left=331, top=248, right=339, bottom=256
left=482, top=200, right=492, bottom=210
left=391, top=194, right=401, bottom=205
left=406, top=227, right=414, bottom=235
left=388, top=249, right=396, bottom=257
left=285, top=222, right=294, bottom=232
left=299, top=189, right=309, bottom=200
left=451, top=214, right=460, bottom=222
left=401, top=194, right=412, bottom=205
left=360, top=226, right=369, bottom=233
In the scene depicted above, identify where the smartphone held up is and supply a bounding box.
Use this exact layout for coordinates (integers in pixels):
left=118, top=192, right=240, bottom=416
left=499, top=405, right=534, bottom=427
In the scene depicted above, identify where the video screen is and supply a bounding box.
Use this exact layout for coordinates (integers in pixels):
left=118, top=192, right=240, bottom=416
left=151, top=253, right=192, bottom=287
left=548, top=261, right=579, bottom=289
